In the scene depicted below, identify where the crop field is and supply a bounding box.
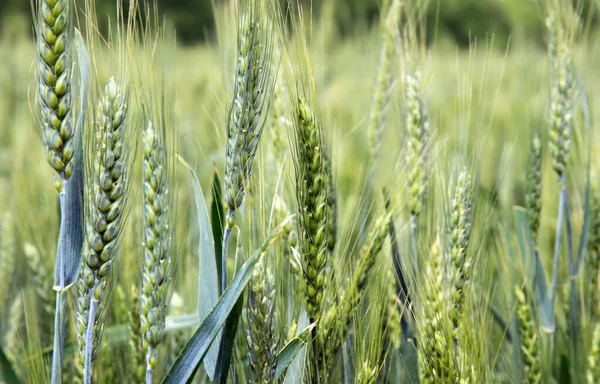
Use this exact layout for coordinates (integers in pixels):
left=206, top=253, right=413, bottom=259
left=0, top=0, right=599, bottom=383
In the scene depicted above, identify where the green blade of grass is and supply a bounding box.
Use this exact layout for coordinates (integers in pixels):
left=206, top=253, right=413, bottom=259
left=210, top=168, right=225, bottom=287
left=178, top=155, right=220, bottom=379
left=161, top=216, right=290, bottom=384
left=275, top=321, right=315, bottom=381
left=212, top=295, right=243, bottom=384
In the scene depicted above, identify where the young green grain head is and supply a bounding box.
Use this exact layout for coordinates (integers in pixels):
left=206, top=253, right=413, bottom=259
left=367, top=0, right=401, bottom=167
left=245, top=259, right=278, bottom=383
left=76, top=77, right=130, bottom=378
left=546, top=14, right=575, bottom=181
left=515, top=286, right=542, bottom=384
left=525, top=134, right=543, bottom=248
left=292, top=95, right=329, bottom=323
left=447, top=168, right=474, bottom=343
left=405, top=70, right=430, bottom=218
left=36, top=0, right=74, bottom=188
left=419, top=239, right=456, bottom=384
left=140, top=119, right=175, bottom=381
left=224, top=2, right=275, bottom=228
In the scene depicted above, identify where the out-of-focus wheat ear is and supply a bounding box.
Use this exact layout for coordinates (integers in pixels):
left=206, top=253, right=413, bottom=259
left=245, top=259, right=278, bottom=383
left=589, top=185, right=600, bottom=319
left=515, top=286, right=542, bottom=384
left=23, top=242, right=54, bottom=342
left=36, top=0, right=74, bottom=187
left=419, top=239, right=456, bottom=383
left=317, top=213, right=390, bottom=377
left=140, top=120, right=174, bottom=383
left=367, top=0, right=401, bottom=170
left=223, top=1, right=276, bottom=292
left=405, top=70, right=430, bottom=220
left=447, top=169, right=474, bottom=348
left=546, top=14, right=575, bottom=183
left=291, top=95, right=329, bottom=324
left=587, top=322, right=600, bottom=384
left=0, top=211, right=15, bottom=313
left=128, top=284, right=145, bottom=383
left=77, top=77, right=130, bottom=383
left=4, top=294, right=23, bottom=379
left=525, top=135, right=543, bottom=248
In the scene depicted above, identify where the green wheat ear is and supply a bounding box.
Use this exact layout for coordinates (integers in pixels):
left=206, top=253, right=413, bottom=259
left=525, top=134, right=543, bottom=248
left=37, top=0, right=74, bottom=186
left=546, top=14, right=575, bottom=182
left=515, top=285, right=542, bottom=384
left=292, top=95, right=329, bottom=323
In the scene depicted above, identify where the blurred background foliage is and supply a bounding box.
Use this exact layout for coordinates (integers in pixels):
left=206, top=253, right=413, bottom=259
left=0, top=0, right=597, bottom=47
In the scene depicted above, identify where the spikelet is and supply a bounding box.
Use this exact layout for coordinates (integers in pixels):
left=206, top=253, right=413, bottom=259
left=525, top=135, right=543, bottom=247
left=546, top=14, right=575, bottom=181
left=76, top=77, right=130, bottom=378
left=587, top=322, right=600, bottom=384
left=447, top=169, right=474, bottom=343
left=405, top=70, right=430, bottom=218
left=367, top=0, right=401, bottom=166
left=419, top=240, right=456, bottom=384
left=224, top=4, right=275, bottom=227
left=245, top=260, right=278, bottom=383
left=36, top=0, right=74, bottom=186
left=140, top=120, right=174, bottom=380
left=292, top=95, right=329, bottom=323
left=515, top=286, right=542, bottom=384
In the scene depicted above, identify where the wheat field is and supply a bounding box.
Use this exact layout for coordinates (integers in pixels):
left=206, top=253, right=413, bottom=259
left=0, top=0, right=599, bottom=383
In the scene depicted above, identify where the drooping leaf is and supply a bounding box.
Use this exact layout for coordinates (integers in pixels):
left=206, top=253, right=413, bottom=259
left=275, top=321, right=315, bottom=381
left=213, top=296, right=244, bottom=384
left=178, top=155, right=220, bottom=379
left=161, top=217, right=290, bottom=384
left=284, top=308, right=309, bottom=384
left=210, top=168, right=225, bottom=287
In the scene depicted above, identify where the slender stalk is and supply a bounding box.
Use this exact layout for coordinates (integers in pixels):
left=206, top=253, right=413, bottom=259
left=550, top=181, right=566, bottom=314
left=222, top=211, right=234, bottom=295
left=84, top=298, right=99, bottom=384
left=51, top=188, right=67, bottom=383
left=146, top=346, right=156, bottom=384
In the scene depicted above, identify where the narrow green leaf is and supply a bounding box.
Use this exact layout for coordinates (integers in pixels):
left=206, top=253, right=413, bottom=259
left=213, top=296, right=244, bottom=384
left=161, top=217, right=290, bottom=384
left=178, top=155, right=220, bottom=379
left=275, top=322, right=315, bottom=381
left=210, top=168, right=225, bottom=287
left=0, top=345, right=21, bottom=384
left=284, top=308, right=309, bottom=384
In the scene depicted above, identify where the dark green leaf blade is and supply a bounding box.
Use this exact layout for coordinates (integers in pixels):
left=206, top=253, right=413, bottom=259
left=161, top=216, right=290, bottom=384
left=275, top=322, right=315, bottom=381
